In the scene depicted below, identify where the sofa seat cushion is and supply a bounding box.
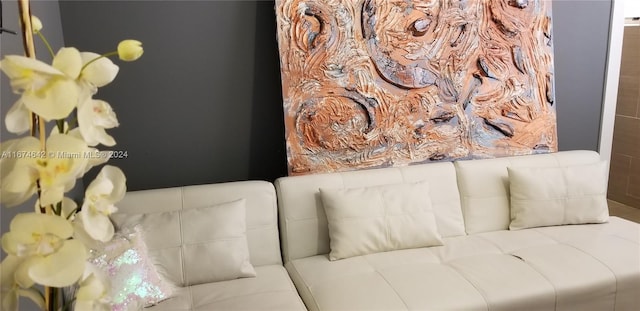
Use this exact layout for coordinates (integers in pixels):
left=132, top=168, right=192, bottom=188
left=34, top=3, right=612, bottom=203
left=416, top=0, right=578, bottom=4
left=146, top=265, right=306, bottom=310
left=286, top=217, right=640, bottom=311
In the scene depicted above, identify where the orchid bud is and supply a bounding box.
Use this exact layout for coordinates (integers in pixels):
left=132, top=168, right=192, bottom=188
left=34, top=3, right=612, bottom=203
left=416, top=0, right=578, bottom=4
left=117, top=40, right=143, bottom=61
left=31, top=16, right=43, bottom=33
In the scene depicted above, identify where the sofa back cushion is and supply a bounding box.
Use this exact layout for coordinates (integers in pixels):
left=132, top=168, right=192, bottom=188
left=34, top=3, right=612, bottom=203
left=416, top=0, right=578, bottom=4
left=454, top=150, right=603, bottom=234
left=275, top=161, right=465, bottom=262
left=112, top=181, right=281, bottom=286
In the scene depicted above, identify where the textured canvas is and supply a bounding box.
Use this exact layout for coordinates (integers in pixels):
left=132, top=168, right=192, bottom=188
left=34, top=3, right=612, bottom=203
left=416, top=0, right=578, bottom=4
left=275, top=0, right=557, bottom=175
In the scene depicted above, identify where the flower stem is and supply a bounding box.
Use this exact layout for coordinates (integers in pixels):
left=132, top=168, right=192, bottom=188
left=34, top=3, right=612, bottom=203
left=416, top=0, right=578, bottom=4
left=18, top=0, right=46, bottom=152
left=68, top=116, right=78, bottom=130
left=18, top=0, right=35, bottom=58
left=45, top=286, right=60, bottom=311
left=82, top=51, right=118, bottom=71
left=36, top=30, right=55, bottom=58
left=19, top=0, right=49, bottom=215
left=66, top=207, right=79, bottom=220
left=56, top=119, right=65, bottom=133
left=60, top=297, right=76, bottom=311
left=54, top=202, right=62, bottom=216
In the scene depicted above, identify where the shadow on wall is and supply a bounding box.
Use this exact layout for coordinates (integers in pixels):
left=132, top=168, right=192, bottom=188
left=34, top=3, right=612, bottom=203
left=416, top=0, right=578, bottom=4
left=248, top=1, right=287, bottom=182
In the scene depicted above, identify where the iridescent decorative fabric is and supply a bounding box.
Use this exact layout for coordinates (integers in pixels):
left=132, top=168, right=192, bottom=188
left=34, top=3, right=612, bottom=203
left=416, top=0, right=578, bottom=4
left=90, top=226, right=173, bottom=310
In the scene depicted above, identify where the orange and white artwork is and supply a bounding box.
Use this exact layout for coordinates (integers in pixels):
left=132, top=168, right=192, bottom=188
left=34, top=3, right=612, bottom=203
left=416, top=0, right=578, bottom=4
left=275, top=0, right=557, bottom=175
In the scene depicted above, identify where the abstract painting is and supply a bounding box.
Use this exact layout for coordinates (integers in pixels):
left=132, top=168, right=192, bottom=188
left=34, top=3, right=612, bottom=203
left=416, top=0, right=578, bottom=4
left=275, top=0, right=557, bottom=175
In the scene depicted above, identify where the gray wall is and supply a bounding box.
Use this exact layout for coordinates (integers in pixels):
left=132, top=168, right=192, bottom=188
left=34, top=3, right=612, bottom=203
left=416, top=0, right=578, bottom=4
left=52, top=0, right=610, bottom=192
left=59, top=0, right=286, bottom=191
left=553, top=0, right=612, bottom=151
left=0, top=2, right=66, bottom=310
left=2, top=0, right=615, bottom=190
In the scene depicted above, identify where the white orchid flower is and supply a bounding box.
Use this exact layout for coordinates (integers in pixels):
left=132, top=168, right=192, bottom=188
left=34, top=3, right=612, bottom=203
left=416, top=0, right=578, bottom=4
left=0, top=139, right=34, bottom=206
left=4, top=100, right=31, bottom=134
left=66, top=129, right=110, bottom=172
left=77, top=99, right=119, bottom=147
left=1, top=255, right=46, bottom=311
left=0, top=47, right=82, bottom=121
left=78, top=165, right=126, bottom=242
left=1, top=134, right=92, bottom=207
left=79, top=52, right=119, bottom=90
left=1, top=213, right=88, bottom=287
left=74, top=53, right=120, bottom=147
left=71, top=219, right=103, bottom=251
left=74, top=263, right=111, bottom=311
left=0, top=137, right=47, bottom=207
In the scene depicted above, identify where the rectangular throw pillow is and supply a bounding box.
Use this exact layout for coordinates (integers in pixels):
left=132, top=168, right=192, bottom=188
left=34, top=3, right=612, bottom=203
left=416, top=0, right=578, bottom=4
left=111, top=199, right=256, bottom=286
left=320, top=181, right=443, bottom=260
left=508, top=161, right=609, bottom=230
left=180, top=199, right=256, bottom=285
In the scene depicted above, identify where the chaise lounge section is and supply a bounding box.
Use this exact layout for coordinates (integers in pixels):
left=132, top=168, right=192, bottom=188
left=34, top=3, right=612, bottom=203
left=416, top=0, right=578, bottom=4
left=275, top=150, right=640, bottom=311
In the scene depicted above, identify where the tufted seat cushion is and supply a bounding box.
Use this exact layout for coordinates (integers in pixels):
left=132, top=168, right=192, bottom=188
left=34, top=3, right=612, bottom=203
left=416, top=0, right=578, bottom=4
left=285, top=217, right=640, bottom=311
left=144, top=265, right=305, bottom=311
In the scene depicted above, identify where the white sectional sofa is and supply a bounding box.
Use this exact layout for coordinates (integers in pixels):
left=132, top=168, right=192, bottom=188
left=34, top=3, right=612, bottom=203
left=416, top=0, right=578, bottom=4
left=275, top=150, right=640, bottom=311
left=113, top=181, right=307, bottom=311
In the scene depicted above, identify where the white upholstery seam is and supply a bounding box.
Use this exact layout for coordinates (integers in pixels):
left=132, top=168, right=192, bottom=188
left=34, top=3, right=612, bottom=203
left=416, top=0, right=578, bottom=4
left=179, top=187, right=189, bottom=287
left=529, top=216, right=640, bottom=245
left=188, top=286, right=194, bottom=311
left=532, top=227, right=580, bottom=242
left=246, top=224, right=278, bottom=230
left=564, top=242, right=619, bottom=308
left=182, top=203, right=195, bottom=311
left=471, top=233, right=562, bottom=309
left=508, top=248, right=559, bottom=310
left=328, top=214, right=389, bottom=221
left=561, top=165, right=569, bottom=225
left=196, top=288, right=303, bottom=305
left=443, top=262, right=491, bottom=310
left=550, top=155, right=570, bottom=228
left=180, top=236, right=246, bottom=245
left=532, top=228, right=620, bottom=308
left=398, top=167, right=408, bottom=184
left=362, top=256, right=410, bottom=310
left=510, top=193, right=608, bottom=201
left=287, top=261, right=321, bottom=311
left=286, top=216, right=326, bottom=221
left=380, top=190, right=391, bottom=248
left=268, top=184, right=280, bottom=266
left=472, top=234, right=509, bottom=254
left=276, top=181, right=292, bottom=263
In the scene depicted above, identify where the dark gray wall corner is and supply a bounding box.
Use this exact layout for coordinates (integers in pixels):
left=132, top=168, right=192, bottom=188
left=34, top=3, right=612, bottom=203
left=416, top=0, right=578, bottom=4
left=249, top=1, right=288, bottom=182
left=552, top=0, right=611, bottom=151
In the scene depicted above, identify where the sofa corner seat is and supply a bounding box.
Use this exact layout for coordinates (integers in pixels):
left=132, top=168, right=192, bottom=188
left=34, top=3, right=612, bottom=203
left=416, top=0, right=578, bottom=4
left=115, top=181, right=307, bottom=311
